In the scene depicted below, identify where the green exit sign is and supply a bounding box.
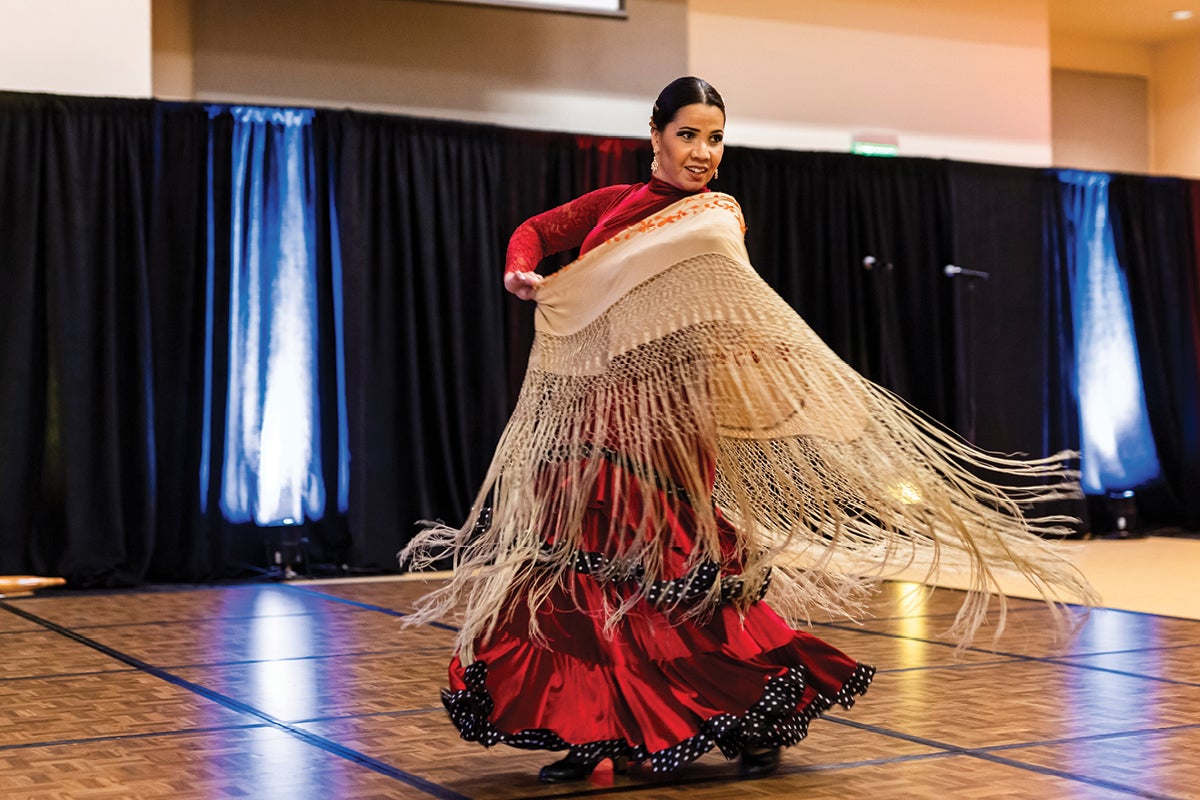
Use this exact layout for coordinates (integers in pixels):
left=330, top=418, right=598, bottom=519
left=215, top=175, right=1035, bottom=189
left=851, top=133, right=899, bottom=157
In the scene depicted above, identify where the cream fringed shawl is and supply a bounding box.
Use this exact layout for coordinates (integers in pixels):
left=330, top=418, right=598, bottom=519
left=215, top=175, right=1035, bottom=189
left=401, top=192, right=1097, bottom=661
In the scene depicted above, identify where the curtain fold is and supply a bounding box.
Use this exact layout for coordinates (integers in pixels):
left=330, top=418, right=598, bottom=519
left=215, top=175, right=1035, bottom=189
left=496, top=130, right=648, bottom=405
left=718, top=149, right=956, bottom=424
left=944, top=163, right=1087, bottom=527
left=945, top=164, right=1080, bottom=456
left=1109, top=176, right=1200, bottom=527
left=200, top=106, right=350, bottom=571
left=1056, top=171, right=1162, bottom=499
left=324, top=112, right=513, bottom=568
left=217, top=107, right=326, bottom=527
left=0, top=93, right=49, bottom=574
left=0, top=93, right=156, bottom=585
left=145, top=102, right=232, bottom=580
left=1039, top=173, right=1084, bottom=457
left=1190, top=183, right=1200, bottom=430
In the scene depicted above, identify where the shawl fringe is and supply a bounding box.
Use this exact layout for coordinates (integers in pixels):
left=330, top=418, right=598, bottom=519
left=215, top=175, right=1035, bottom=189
left=401, top=193, right=1097, bottom=660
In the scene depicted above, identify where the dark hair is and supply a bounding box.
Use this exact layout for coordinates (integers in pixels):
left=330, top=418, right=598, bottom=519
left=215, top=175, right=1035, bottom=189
left=651, top=76, right=725, bottom=131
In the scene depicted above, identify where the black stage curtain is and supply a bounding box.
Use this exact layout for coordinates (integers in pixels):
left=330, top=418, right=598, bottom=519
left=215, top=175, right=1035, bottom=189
left=0, top=94, right=44, bottom=575
left=323, top=111, right=651, bottom=566
left=0, top=93, right=157, bottom=586
left=148, top=106, right=351, bottom=581
left=947, top=162, right=1087, bottom=530
left=5, top=94, right=1200, bottom=585
left=720, top=149, right=955, bottom=423
left=493, top=129, right=647, bottom=405
left=0, top=96, right=352, bottom=583
left=1038, top=172, right=1085, bottom=462
left=323, top=112, right=513, bottom=568
left=946, top=163, right=1080, bottom=456
left=1109, top=176, right=1200, bottom=527
left=144, top=102, right=226, bottom=580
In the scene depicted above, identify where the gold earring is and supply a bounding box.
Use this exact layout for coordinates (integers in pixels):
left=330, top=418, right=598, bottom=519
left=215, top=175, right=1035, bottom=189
left=651, top=153, right=659, bottom=174
left=714, top=168, right=719, bottom=180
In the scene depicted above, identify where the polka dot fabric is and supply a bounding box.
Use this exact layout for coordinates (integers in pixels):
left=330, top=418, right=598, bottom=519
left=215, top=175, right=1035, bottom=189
left=563, top=544, right=771, bottom=608
left=440, top=660, right=875, bottom=773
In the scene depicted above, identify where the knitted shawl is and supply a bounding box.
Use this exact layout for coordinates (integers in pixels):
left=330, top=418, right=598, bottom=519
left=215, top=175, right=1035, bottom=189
left=402, top=192, right=1095, bottom=661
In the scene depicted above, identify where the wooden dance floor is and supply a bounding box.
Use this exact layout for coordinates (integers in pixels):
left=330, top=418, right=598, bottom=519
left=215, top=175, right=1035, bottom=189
left=2, top=576, right=1199, bottom=799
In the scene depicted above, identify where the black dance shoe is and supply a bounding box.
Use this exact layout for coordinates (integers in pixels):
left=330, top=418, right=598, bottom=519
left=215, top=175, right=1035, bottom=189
left=538, top=753, right=629, bottom=783
left=739, top=746, right=781, bottom=777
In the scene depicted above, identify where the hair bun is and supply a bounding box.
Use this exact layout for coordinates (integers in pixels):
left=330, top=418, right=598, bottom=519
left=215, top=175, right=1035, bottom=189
left=650, top=77, right=725, bottom=131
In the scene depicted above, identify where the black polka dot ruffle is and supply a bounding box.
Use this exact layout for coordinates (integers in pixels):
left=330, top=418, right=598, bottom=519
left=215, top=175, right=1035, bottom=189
left=561, top=546, right=771, bottom=608
left=440, top=660, right=875, bottom=773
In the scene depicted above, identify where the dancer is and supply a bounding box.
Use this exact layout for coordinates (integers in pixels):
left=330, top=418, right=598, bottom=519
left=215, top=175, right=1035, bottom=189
left=402, top=76, right=1093, bottom=783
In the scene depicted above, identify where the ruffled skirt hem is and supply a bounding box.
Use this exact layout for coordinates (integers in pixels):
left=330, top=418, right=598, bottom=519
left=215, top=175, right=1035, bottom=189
left=441, top=660, right=875, bottom=773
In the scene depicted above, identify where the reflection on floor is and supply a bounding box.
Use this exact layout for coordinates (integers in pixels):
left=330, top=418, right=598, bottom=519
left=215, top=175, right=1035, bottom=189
left=1, top=568, right=1198, bottom=799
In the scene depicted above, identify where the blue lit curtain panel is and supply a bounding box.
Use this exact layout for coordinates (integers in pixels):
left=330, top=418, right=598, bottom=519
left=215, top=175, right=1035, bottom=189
left=1057, top=170, right=1161, bottom=494
left=212, top=107, right=327, bottom=526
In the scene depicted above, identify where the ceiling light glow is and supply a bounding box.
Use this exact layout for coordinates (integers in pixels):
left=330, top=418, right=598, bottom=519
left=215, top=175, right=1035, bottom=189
left=1171, top=9, right=1194, bottom=20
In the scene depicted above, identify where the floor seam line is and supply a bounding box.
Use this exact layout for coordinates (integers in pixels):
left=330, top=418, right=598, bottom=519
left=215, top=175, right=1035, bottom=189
left=964, top=749, right=1180, bottom=800
left=819, top=622, right=1200, bottom=685
left=0, top=599, right=471, bottom=800
left=825, top=716, right=1189, bottom=800
left=0, top=723, right=273, bottom=752
left=282, top=583, right=461, bottom=631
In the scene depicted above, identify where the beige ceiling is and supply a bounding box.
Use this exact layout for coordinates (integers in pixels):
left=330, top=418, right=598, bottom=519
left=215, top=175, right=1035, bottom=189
left=1050, top=0, right=1200, bottom=43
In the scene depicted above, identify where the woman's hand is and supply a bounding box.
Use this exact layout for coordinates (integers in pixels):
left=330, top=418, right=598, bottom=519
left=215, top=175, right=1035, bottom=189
left=504, top=270, right=544, bottom=301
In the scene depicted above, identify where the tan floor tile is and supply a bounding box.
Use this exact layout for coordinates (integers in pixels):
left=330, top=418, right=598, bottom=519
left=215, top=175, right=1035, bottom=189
left=0, top=631, right=134, bottom=679
left=76, top=609, right=454, bottom=668
left=171, top=651, right=449, bottom=722
left=10, top=584, right=353, bottom=628
left=850, top=660, right=1200, bottom=749
left=4, top=580, right=1198, bottom=799
left=857, top=604, right=1199, bottom=658
left=667, top=753, right=1140, bottom=800
left=0, top=604, right=47, bottom=633
left=0, top=726, right=432, bottom=800
left=1055, top=643, right=1200, bottom=684
left=0, top=671, right=251, bottom=747
left=999, top=727, right=1200, bottom=800
left=801, top=625, right=1018, bottom=672
left=296, top=578, right=443, bottom=613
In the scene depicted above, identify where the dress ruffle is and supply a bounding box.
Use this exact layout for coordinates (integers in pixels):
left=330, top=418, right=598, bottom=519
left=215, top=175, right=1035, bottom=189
left=443, top=659, right=874, bottom=773
left=439, top=561, right=874, bottom=773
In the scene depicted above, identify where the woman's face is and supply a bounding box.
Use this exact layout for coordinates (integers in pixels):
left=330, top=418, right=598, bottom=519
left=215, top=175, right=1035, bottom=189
left=651, top=103, right=725, bottom=191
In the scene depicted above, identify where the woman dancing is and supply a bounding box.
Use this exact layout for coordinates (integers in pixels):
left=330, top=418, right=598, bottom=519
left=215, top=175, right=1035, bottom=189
left=402, top=76, right=1093, bottom=783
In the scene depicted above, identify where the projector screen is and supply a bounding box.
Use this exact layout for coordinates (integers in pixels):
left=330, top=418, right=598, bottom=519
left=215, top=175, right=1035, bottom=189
left=430, top=0, right=624, bottom=16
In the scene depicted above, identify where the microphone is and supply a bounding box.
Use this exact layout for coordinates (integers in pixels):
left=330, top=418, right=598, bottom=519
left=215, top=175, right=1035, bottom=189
left=944, top=264, right=990, bottom=280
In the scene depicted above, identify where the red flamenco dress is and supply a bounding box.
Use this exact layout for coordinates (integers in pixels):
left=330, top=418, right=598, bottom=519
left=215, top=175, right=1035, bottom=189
left=437, top=178, right=875, bottom=773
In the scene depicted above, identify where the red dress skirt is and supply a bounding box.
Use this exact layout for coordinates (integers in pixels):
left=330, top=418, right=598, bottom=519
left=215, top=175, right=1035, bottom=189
left=439, top=455, right=875, bottom=772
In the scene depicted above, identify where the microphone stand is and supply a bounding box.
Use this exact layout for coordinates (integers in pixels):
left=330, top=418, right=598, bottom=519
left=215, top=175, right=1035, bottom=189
left=944, top=264, right=989, bottom=443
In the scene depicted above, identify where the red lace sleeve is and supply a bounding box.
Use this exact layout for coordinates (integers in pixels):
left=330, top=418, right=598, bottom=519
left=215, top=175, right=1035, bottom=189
left=505, top=185, right=633, bottom=274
